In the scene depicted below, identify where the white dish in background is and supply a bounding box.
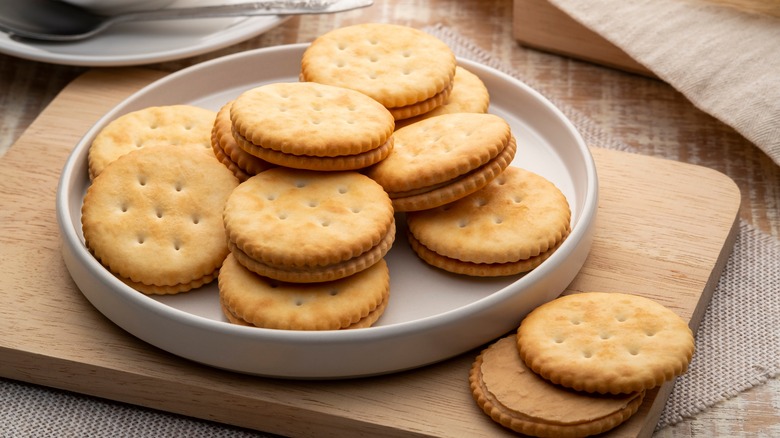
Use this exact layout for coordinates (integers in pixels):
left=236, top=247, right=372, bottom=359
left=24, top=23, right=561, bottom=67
left=61, top=0, right=176, bottom=15
left=0, top=0, right=286, bottom=66
left=56, top=43, right=598, bottom=379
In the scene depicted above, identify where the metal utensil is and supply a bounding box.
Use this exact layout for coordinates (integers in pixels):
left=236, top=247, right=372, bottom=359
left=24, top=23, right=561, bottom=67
left=0, top=0, right=373, bottom=42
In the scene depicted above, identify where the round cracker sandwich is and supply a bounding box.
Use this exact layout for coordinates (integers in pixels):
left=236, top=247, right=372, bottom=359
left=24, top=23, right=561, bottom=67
left=222, top=167, right=396, bottom=283
left=405, top=166, right=570, bottom=276
left=219, top=254, right=389, bottom=330
left=230, top=81, right=395, bottom=171
left=395, top=66, right=490, bottom=129
left=301, top=23, right=456, bottom=121
left=211, top=100, right=274, bottom=182
left=365, top=112, right=516, bottom=212
left=471, top=335, right=645, bottom=437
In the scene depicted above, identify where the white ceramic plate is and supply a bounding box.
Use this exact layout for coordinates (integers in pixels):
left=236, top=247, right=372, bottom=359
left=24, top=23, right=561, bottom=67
left=0, top=0, right=286, bottom=66
left=56, top=43, right=598, bottom=378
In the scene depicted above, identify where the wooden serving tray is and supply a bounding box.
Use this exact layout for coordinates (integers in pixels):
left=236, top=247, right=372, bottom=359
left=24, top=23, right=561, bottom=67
left=0, top=69, right=740, bottom=437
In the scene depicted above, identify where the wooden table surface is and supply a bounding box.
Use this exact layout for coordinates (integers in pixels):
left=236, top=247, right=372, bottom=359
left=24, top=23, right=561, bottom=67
left=1, top=0, right=777, bottom=436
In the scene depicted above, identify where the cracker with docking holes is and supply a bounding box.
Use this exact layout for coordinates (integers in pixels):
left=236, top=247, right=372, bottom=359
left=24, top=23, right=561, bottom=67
left=405, top=166, right=571, bottom=276
left=365, top=112, right=516, bottom=212
left=211, top=100, right=274, bottom=182
left=300, top=23, right=456, bottom=121
left=396, top=66, right=490, bottom=129
left=517, top=292, right=695, bottom=394
left=88, top=105, right=215, bottom=180
left=471, top=335, right=645, bottom=437
left=230, top=82, right=395, bottom=171
left=222, top=167, right=396, bottom=283
left=219, top=254, right=389, bottom=330
left=81, top=145, right=239, bottom=294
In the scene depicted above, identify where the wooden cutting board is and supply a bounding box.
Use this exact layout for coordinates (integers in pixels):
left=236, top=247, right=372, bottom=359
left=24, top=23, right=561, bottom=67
left=0, top=69, right=740, bottom=437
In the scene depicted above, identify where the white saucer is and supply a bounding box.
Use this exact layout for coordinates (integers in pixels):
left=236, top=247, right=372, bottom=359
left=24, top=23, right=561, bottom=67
left=0, top=0, right=286, bottom=66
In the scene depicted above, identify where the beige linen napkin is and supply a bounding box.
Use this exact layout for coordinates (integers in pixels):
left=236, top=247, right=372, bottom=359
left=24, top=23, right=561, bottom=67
left=547, top=0, right=780, bottom=166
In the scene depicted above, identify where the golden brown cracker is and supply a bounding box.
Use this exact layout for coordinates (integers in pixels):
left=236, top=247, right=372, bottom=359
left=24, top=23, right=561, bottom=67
left=221, top=295, right=387, bottom=330
left=517, top=292, right=695, bottom=394
left=211, top=127, right=251, bottom=182
left=301, top=23, right=456, bottom=109
left=219, top=254, right=389, bottom=330
left=234, top=129, right=393, bottom=171
left=89, top=105, right=215, bottom=179
left=223, top=168, right=395, bottom=281
left=407, top=228, right=568, bottom=277
left=211, top=100, right=273, bottom=180
left=227, top=224, right=395, bottom=283
left=388, top=81, right=453, bottom=121
left=406, top=166, right=571, bottom=272
left=389, top=137, right=516, bottom=212
left=230, top=81, right=394, bottom=157
left=396, top=66, right=489, bottom=128
left=367, top=113, right=511, bottom=192
left=365, top=112, right=515, bottom=211
left=82, top=145, right=239, bottom=294
left=123, top=270, right=219, bottom=295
